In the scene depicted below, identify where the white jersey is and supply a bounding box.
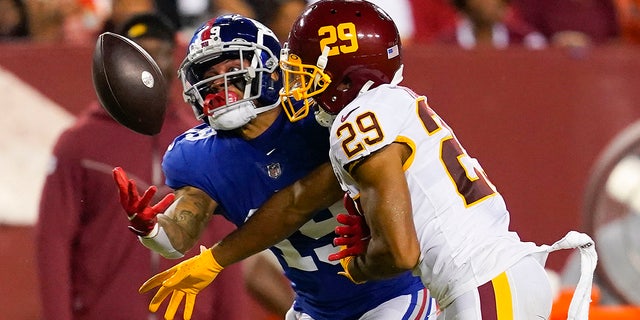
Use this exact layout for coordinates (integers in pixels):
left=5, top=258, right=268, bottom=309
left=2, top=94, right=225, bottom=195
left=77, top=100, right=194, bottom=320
left=328, top=83, right=543, bottom=308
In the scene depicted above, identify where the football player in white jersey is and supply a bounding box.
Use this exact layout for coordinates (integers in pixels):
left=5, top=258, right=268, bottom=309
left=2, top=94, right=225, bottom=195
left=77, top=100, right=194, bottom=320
left=279, top=1, right=597, bottom=319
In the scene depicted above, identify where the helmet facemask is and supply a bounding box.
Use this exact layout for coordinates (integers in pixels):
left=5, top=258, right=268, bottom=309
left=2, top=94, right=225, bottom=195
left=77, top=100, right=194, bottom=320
left=279, top=44, right=332, bottom=123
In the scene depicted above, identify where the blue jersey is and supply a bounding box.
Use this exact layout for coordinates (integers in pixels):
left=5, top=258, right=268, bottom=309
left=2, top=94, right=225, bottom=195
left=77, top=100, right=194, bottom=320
left=163, top=112, right=424, bottom=319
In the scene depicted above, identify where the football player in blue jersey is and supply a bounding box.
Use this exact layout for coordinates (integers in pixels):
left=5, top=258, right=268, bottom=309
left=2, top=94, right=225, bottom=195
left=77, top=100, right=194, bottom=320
left=113, top=14, right=434, bottom=320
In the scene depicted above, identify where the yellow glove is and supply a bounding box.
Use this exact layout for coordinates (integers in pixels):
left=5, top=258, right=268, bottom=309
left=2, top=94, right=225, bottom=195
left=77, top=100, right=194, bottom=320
left=139, top=246, right=223, bottom=320
left=337, top=249, right=366, bottom=284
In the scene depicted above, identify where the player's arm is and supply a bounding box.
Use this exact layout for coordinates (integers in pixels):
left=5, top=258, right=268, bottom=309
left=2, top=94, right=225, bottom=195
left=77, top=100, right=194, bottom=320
left=113, top=167, right=217, bottom=258
left=155, top=186, right=217, bottom=253
left=136, top=162, right=342, bottom=320
left=346, top=142, right=421, bottom=282
left=211, top=162, right=343, bottom=266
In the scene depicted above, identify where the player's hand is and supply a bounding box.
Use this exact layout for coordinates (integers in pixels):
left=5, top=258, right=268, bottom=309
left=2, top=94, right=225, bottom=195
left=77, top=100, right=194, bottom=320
left=336, top=254, right=365, bottom=284
left=328, top=194, right=370, bottom=261
left=328, top=214, right=370, bottom=261
left=113, top=167, right=175, bottom=236
left=139, top=246, right=223, bottom=320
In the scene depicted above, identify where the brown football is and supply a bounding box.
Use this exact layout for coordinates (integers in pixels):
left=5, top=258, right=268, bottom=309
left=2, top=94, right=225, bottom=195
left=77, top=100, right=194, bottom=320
left=92, top=32, right=167, bottom=135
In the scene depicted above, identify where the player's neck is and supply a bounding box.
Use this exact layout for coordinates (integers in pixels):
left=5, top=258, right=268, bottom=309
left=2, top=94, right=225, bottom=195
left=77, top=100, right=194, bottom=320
left=238, top=108, right=281, bottom=140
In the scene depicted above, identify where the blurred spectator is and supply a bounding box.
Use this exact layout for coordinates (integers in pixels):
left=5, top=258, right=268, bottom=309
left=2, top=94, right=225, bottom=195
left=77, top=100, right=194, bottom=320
left=409, top=0, right=458, bottom=44
left=59, top=0, right=109, bottom=43
left=512, top=0, right=619, bottom=47
left=24, top=0, right=308, bottom=45
left=154, top=0, right=182, bottom=30
left=613, top=0, right=640, bottom=44
left=24, top=0, right=93, bottom=42
left=0, top=0, right=30, bottom=40
left=23, top=0, right=64, bottom=41
left=436, top=0, right=547, bottom=49
left=212, top=0, right=307, bottom=42
left=24, top=0, right=155, bottom=43
left=269, top=0, right=308, bottom=42
left=35, top=13, right=253, bottom=319
left=174, top=0, right=209, bottom=34
left=98, top=0, right=155, bottom=34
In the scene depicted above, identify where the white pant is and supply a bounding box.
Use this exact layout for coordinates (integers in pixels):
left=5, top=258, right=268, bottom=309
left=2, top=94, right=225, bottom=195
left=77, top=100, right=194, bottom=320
left=285, top=288, right=437, bottom=319
left=437, top=255, right=552, bottom=320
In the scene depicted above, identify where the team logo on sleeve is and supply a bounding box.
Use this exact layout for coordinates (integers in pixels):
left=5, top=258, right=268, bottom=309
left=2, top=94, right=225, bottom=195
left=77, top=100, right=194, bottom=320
left=266, top=163, right=282, bottom=179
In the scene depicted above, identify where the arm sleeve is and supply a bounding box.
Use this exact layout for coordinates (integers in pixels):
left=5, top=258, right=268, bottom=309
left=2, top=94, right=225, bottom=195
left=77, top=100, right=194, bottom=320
left=35, top=134, right=84, bottom=320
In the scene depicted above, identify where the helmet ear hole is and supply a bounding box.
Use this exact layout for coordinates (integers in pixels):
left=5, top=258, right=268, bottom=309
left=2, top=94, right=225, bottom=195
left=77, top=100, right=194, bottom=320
left=336, top=77, right=351, bottom=92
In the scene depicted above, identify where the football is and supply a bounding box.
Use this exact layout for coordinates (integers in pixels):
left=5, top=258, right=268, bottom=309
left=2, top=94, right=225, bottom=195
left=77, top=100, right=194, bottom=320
left=92, top=32, right=167, bottom=135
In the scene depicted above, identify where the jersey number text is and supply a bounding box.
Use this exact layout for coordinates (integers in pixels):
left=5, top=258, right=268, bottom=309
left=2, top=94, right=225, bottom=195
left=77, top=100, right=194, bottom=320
left=318, top=23, right=359, bottom=56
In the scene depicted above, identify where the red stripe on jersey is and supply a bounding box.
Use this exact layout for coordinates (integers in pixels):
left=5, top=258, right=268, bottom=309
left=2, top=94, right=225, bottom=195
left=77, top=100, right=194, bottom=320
left=414, top=289, right=428, bottom=319
left=478, top=279, right=498, bottom=320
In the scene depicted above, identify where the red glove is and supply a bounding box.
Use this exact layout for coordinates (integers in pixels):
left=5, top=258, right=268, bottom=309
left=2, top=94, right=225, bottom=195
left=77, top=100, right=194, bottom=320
left=113, top=167, right=175, bottom=236
left=328, top=194, right=370, bottom=261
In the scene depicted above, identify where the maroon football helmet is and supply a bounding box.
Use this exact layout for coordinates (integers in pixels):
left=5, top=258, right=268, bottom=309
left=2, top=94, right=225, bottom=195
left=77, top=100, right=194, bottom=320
left=280, top=0, right=402, bottom=122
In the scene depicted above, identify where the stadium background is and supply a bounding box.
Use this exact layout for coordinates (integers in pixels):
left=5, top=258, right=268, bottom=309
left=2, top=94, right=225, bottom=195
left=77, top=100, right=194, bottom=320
left=2, top=41, right=640, bottom=319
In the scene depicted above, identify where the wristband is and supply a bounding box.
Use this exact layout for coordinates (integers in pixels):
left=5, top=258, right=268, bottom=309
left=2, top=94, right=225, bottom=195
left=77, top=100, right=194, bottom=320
left=139, top=223, right=184, bottom=259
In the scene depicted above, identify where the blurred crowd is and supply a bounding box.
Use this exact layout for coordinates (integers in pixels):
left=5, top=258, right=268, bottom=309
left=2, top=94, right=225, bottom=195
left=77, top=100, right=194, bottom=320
left=1, top=0, right=639, bottom=48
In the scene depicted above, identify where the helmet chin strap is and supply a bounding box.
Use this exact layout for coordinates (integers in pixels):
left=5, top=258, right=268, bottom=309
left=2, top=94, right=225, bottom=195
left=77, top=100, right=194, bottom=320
left=207, top=100, right=258, bottom=130
left=202, top=91, right=253, bottom=130
left=255, top=100, right=280, bottom=114
left=391, top=65, right=404, bottom=85
left=313, top=46, right=331, bottom=88
left=203, top=90, right=280, bottom=131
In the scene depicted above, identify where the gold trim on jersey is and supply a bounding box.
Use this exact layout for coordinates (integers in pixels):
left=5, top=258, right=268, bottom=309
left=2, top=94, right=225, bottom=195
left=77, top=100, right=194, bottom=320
left=494, top=272, right=514, bottom=319
left=396, top=135, right=416, bottom=172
